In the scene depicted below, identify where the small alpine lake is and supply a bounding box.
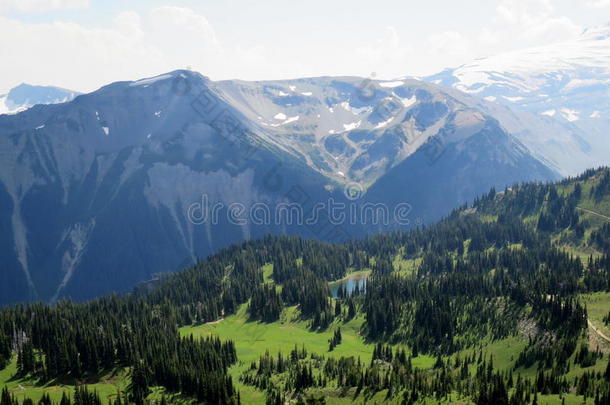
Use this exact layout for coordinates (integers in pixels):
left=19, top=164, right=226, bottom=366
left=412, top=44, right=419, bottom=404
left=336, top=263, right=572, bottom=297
left=328, top=270, right=369, bottom=298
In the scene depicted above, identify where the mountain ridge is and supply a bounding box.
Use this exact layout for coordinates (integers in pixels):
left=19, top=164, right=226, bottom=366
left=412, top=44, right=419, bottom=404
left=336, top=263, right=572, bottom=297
left=0, top=69, right=561, bottom=304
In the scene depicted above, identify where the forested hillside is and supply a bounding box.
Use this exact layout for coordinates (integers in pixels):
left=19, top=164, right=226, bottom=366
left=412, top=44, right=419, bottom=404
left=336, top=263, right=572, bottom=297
left=1, top=168, right=610, bottom=404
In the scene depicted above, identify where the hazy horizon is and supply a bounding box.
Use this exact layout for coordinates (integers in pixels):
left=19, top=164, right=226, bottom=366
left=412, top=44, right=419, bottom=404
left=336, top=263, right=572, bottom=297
left=1, top=0, right=610, bottom=93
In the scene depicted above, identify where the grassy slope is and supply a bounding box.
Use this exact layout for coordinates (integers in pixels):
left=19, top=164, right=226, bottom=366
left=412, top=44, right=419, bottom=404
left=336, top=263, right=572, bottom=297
left=583, top=292, right=610, bottom=353
left=179, top=302, right=437, bottom=405
left=3, top=171, right=610, bottom=404
left=555, top=172, right=609, bottom=259
left=0, top=358, right=129, bottom=403
left=179, top=302, right=606, bottom=404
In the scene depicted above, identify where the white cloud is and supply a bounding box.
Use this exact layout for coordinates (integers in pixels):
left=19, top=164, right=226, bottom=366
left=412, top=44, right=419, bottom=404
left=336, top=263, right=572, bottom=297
left=0, top=0, right=88, bottom=14
left=350, top=0, right=583, bottom=79
left=0, top=6, right=268, bottom=92
left=356, top=26, right=412, bottom=62
left=0, top=1, right=598, bottom=91
left=427, top=31, right=473, bottom=59
left=496, top=0, right=553, bottom=25
left=147, top=6, right=219, bottom=50
left=586, top=0, right=610, bottom=7
left=355, top=26, right=414, bottom=78
left=493, top=0, right=581, bottom=45
left=113, top=11, right=143, bottom=38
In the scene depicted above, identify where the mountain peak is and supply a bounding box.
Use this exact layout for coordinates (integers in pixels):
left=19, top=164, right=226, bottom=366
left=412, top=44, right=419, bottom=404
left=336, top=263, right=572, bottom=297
left=127, top=70, right=208, bottom=88
left=1, top=83, right=78, bottom=115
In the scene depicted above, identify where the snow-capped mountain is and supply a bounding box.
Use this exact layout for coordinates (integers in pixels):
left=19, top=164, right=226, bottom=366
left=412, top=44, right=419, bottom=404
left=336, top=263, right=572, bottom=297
left=218, top=75, right=595, bottom=179
left=426, top=24, right=610, bottom=174
left=0, top=83, right=78, bottom=115
left=217, top=77, right=455, bottom=186
left=0, top=70, right=557, bottom=305
left=216, top=77, right=566, bottom=184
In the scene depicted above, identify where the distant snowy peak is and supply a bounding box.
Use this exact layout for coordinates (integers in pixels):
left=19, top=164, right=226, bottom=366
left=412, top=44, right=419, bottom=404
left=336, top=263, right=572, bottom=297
left=424, top=24, right=610, bottom=175
left=0, top=83, right=79, bottom=115
left=430, top=25, right=610, bottom=94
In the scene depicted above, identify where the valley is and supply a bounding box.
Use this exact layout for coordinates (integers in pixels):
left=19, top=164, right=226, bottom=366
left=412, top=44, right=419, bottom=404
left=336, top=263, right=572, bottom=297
left=1, top=168, right=609, bottom=404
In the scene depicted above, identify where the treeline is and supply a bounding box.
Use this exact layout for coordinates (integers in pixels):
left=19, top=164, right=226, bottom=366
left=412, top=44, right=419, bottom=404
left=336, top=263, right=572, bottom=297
left=591, top=223, right=610, bottom=253
left=249, top=284, right=282, bottom=322
left=363, top=237, right=591, bottom=352
left=0, top=297, right=238, bottom=404
left=1, top=386, right=105, bottom=405
left=0, top=386, right=201, bottom=405
left=590, top=169, right=610, bottom=201
left=0, top=235, right=357, bottom=403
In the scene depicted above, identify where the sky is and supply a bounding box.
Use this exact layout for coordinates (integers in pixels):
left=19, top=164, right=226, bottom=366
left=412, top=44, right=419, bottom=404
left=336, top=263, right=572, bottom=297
left=0, top=0, right=609, bottom=93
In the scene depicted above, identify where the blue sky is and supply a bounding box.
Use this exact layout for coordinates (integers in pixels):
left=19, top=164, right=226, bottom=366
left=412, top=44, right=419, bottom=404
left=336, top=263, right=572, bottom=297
left=1, top=0, right=609, bottom=93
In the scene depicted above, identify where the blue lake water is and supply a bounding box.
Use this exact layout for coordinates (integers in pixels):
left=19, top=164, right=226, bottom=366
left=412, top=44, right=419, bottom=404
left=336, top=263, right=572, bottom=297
left=329, top=275, right=367, bottom=298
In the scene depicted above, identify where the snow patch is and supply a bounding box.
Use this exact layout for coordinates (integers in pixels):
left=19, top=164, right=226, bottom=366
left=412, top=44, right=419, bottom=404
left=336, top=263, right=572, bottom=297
left=35, top=125, right=45, bottom=130
left=502, top=96, right=524, bottom=102
left=590, top=111, right=601, bottom=118
left=0, top=96, right=7, bottom=114
left=541, top=109, right=556, bottom=117
left=154, top=110, right=162, bottom=117
left=379, top=81, right=404, bottom=88
left=102, top=126, right=110, bottom=136
left=375, top=117, right=394, bottom=128
left=268, top=116, right=299, bottom=127
left=283, top=116, right=300, bottom=124
left=340, top=102, right=371, bottom=115
left=289, top=85, right=297, bottom=91
left=484, top=96, right=497, bottom=102
left=565, top=78, right=610, bottom=91
left=343, top=121, right=361, bottom=131
left=399, top=95, right=417, bottom=108
left=130, top=74, right=172, bottom=87
left=560, top=108, right=579, bottom=122
left=301, top=92, right=313, bottom=96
